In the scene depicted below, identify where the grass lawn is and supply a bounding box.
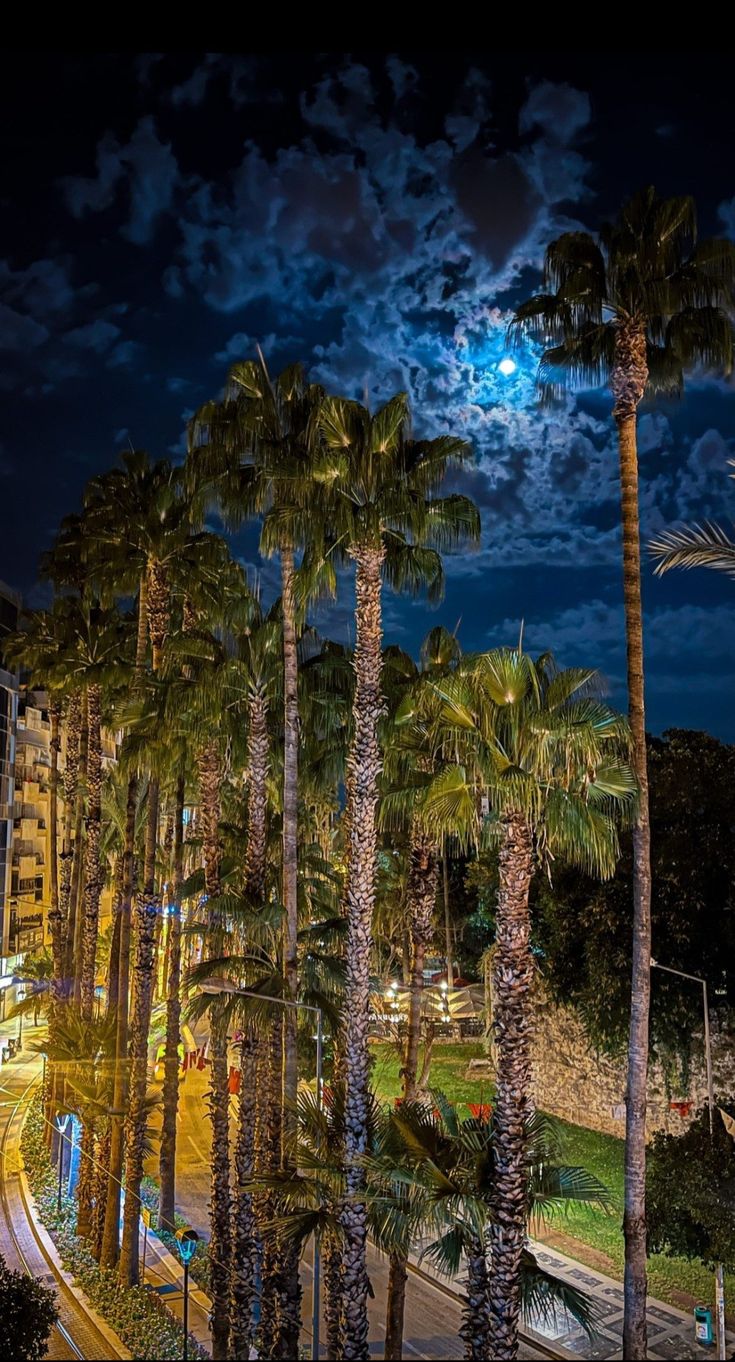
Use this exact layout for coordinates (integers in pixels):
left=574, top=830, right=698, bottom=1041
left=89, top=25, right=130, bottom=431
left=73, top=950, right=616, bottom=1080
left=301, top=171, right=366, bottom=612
left=370, top=1039, right=724, bottom=1316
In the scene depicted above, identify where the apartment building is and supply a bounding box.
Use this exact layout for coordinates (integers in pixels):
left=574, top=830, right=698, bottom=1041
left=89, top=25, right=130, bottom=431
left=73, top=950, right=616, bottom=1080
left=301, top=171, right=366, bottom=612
left=0, top=581, right=20, bottom=970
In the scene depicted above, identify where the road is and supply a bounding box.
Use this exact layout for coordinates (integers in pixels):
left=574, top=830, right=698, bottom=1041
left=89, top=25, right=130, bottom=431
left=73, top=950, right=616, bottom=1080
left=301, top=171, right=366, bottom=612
left=0, top=1040, right=125, bottom=1362
left=147, top=1057, right=554, bottom=1360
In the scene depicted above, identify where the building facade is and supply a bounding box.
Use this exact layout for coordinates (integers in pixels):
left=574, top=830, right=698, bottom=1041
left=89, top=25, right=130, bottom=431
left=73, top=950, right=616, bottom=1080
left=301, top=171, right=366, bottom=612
left=0, top=581, right=20, bottom=968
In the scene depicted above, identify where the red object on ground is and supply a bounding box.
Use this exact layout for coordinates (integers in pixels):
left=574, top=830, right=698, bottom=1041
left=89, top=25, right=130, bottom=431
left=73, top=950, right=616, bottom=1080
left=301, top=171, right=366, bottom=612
left=468, top=1103, right=493, bottom=1121
left=228, top=1067, right=241, bottom=1095
left=394, top=1097, right=405, bottom=1108
left=669, top=1099, right=693, bottom=1118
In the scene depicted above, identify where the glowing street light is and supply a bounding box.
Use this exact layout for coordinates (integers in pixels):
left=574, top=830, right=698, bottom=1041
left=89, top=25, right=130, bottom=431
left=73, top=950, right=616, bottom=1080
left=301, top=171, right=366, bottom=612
left=498, top=357, right=516, bottom=377
left=176, top=1226, right=199, bottom=1362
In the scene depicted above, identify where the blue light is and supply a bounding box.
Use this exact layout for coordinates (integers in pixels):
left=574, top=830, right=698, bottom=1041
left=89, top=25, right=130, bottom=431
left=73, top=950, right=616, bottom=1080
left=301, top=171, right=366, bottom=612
left=498, top=357, right=516, bottom=377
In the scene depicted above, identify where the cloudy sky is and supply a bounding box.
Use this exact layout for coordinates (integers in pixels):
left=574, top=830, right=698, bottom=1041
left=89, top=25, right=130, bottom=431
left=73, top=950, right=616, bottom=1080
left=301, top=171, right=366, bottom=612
left=2, top=51, right=735, bottom=735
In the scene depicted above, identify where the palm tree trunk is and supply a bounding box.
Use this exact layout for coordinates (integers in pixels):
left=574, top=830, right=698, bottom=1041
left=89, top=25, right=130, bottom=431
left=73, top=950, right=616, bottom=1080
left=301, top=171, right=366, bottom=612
left=613, top=332, right=653, bottom=1362
left=341, top=541, right=385, bottom=1362
left=244, top=689, right=269, bottom=903
left=76, top=1119, right=96, bottom=1239
left=209, top=1008, right=232, bottom=1361
left=487, top=812, right=534, bottom=1361
left=385, top=830, right=438, bottom=1361
left=461, top=1234, right=491, bottom=1362
left=384, top=1255, right=409, bottom=1361
left=100, top=774, right=137, bottom=1268
left=70, top=692, right=88, bottom=1007
left=255, top=1016, right=284, bottom=1359
left=402, top=829, right=438, bottom=1102
left=106, top=855, right=123, bottom=1023
left=383, top=828, right=438, bottom=1361
left=443, top=845, right=454, bottom=992
left=280, top=542, right=301, bottom=1356
left=280, top=546, right=299, bottom=1109
left=146, top=558, right=169, bottom=675
left=158, top=772, right=184, bottom=1232
left=119, top=778, right=159, bottom=1287
left=80, top=682, right=103, bottom=1019
left=324, top=1231, right=344, bottom=1360
left=230, top=1031, right=258, bottom=1358
left=198, top=739, right=231, bottom=1361
left=91, top=1121, right=111, bottom=1262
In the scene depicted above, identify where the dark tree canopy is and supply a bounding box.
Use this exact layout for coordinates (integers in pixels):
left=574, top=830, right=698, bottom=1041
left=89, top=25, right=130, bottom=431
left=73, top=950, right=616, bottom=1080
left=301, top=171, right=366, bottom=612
left=647, top=1103, right=735, bottom=1270
left=462, top=730, right=735, bottom=1055
left=0, top=1252, right=58, bottom=1361
left=534, top=729, right=735, bottom=1054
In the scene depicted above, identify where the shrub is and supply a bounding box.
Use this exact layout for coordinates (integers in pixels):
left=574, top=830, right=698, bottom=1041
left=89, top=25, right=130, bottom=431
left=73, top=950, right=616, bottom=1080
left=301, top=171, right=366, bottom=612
left=0, top=1250, right=58, bottom=1361
left=21, top=1095, right=205, bottom=1361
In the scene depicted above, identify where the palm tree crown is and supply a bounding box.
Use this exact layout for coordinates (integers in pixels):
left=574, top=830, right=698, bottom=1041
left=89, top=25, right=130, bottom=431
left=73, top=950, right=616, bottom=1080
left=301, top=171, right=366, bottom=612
left=509, top=187, right=735, bottom=409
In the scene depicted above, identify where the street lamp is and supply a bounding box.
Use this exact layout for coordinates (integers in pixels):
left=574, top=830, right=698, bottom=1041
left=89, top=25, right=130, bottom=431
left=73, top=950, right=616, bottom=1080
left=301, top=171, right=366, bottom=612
left=199, top=978, right=324, bottom=1362
left=651, top=958, right=725, bottom=1359
left=176, top=1226, right=199, bottom=1362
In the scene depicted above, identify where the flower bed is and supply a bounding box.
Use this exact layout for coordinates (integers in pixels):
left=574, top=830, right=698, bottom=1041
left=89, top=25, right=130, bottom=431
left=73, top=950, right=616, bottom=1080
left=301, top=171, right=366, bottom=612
left=21, top=1095, right=207, bottom=1360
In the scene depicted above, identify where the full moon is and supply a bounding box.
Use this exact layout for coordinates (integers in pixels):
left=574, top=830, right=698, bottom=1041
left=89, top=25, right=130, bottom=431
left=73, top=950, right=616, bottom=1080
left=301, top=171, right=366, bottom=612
left=498, top=357, right=516, bottom=376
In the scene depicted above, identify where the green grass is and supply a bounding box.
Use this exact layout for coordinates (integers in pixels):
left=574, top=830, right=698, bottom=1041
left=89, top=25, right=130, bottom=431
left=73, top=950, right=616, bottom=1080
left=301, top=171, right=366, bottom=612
left=369, top=1039, right=725, bottom=1316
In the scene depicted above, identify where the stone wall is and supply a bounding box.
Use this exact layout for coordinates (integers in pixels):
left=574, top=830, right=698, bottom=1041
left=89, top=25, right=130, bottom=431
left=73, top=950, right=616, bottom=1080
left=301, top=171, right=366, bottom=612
left=528, top=990, right=735, bottom=1139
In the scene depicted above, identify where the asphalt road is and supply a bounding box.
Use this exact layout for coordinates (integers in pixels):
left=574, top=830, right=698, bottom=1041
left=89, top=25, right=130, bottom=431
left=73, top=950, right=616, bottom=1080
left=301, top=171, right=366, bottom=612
left=146, top=1056, right=549, bottom=1360
left=0, top=1040, right=125, bottom=1362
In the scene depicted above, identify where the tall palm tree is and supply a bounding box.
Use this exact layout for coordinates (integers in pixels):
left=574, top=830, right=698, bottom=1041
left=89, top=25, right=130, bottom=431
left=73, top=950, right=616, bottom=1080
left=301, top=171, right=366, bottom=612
left=510, top=189, right=735, bottom=1358
left=314, top=391, right=479, bottom=1358
left=378, top=627, right=463, bottom=1357
left=419, top=649, right=635, bottom=1359
left=49, top=600, right=130, bottom=1021
left=189, top=355, right=331, bottom=1332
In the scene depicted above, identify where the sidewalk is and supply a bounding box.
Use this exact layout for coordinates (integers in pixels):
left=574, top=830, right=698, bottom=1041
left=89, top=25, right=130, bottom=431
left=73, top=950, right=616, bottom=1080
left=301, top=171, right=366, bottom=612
left=525, top=1238, right=735, bottom=1361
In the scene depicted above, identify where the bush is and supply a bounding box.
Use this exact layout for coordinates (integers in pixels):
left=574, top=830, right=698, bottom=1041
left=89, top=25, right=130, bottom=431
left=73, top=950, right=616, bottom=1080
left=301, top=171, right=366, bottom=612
left=20, top=1095, right=205, bottom=1361
left=647, top=1101, right=735, bottom=1270
left=0, top=1250, right=58, bottom=1361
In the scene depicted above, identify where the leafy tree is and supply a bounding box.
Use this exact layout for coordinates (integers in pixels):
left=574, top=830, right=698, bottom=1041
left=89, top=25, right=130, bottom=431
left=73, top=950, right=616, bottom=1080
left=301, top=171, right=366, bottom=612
left=647, top=1102, right=735, bottom=1271
left=512, top=188, right=735, bottom=1359
left=532, top=730, right=735, bottom=1057
left=0, top=1251, right=58, bottom=1361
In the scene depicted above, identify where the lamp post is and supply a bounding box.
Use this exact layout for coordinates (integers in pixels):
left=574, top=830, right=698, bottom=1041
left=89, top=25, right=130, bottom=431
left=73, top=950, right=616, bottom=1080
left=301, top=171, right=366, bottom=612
left=176, top=1227, right=199, bottom=1362
left=200, top=978, right=324, bottom=1361
left=651, top=958, right=725, bottom=1359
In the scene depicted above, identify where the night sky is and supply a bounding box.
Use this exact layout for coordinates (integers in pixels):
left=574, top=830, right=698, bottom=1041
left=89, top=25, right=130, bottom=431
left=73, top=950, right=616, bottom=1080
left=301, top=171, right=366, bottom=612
left=2, top=52, right=735, bottom=736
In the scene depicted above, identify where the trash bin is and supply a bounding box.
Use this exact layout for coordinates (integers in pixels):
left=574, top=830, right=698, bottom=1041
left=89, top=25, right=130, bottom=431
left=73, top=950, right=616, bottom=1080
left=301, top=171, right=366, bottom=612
left=695, top=1304, right=714, bottom=1346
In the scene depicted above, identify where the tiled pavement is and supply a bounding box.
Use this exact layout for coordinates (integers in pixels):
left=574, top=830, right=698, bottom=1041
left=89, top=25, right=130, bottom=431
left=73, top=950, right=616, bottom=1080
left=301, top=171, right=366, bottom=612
left=525, top=1242, right=735, bottom=1360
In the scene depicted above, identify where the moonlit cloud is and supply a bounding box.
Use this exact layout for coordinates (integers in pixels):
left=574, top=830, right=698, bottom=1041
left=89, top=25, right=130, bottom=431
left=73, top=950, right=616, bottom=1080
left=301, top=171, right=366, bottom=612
left=2, top=53, right=735, bottom=736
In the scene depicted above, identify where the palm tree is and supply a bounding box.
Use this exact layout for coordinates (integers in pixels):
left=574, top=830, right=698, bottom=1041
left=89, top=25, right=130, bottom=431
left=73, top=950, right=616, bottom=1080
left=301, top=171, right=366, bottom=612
left=378, top=627, right=463, bottom=1356
left=367, top=1098, right=608, bottom=1362
left=510, top=189, right=735, bottom=1358
left=189, top=358, right=327, bottom=1155
left=418, top=648, right=634, bottom=1359
left=189, top=355, right=334, bottom=1336
left=157, top=768, right=186, bottom=1232
left=314, top=391, right=478, bottom=1358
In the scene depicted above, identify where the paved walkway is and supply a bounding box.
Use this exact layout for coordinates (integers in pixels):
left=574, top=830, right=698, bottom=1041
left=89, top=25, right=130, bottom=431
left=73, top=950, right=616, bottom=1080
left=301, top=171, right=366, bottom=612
left=525, top=1240, right=735, bottom=1361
